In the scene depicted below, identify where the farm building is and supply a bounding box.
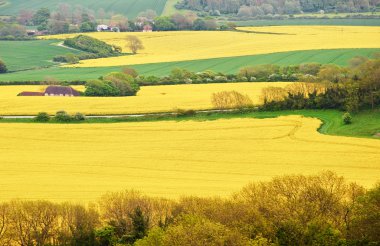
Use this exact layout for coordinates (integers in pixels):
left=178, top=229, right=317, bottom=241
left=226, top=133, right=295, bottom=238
left=97, top=24, right=120, bottom=32
left=44, top=86, right=80, bottom=97
left=143, top=25, right=153, bottom=32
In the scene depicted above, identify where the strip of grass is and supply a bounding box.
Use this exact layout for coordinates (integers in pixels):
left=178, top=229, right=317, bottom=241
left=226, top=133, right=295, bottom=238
left=1, top=109, right=379, bottom=139
left=1, top=48, right=379, bottom=82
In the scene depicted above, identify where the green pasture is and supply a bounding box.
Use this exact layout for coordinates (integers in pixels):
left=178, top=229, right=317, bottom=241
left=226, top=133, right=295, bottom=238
left=0, top=40, right=83, bottom=72
left=0, top=48, right=379, bottom=82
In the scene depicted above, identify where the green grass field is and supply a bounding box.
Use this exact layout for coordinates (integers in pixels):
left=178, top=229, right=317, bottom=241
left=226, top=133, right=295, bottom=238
left=0, top=0, right=167, bottom=18
left=0, top=40, right=83, bottom=72
left=0, top=48, right=378, bottom=82
left=233, top=18, right=380, bottom=26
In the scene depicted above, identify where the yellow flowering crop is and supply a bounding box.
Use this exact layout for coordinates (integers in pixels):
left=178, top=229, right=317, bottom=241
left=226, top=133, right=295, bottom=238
left=0, top=83, right=291, bottom=115
left=0, top=116, right=379, bottom=202
left=43, top=26, right=380, bottom=67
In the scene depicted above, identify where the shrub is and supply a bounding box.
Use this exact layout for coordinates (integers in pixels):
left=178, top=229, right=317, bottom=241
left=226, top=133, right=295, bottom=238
left=54, top=111, right=72, bottom=122
left=53, top=54, right=79, bottom=64
left=211, top=91, right=253, bottom=109
left=343, top=112, right=352, bottom=125
left=0, top=60, right=7, bottom=73
left=103, top=72, right=140, bottom=96
left=84, top=79, right=120, bottom=97
left=64, top=35, right=120, bottom=57
left=85, top=72, right=140, bottom=97
left=175, top=108, right=196, bottom=117
left=34, top=112, right=50, bottom=122
left=74, top=112, right=86, bottom=121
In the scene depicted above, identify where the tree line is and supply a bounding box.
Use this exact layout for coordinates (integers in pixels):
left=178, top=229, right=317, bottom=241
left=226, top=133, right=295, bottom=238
left=0, top=171, right=378, bottom=245
left=176, top=0, right=379, bottom=17
left=0, top=3, right=221, bottom=38
left=259, top=56, right=380, bottom=112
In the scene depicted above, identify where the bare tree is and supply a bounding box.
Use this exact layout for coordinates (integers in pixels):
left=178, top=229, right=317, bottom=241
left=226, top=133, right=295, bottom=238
left=211, top=91, right=253, bottom=109
left=126, top=36, right=144, bottom=54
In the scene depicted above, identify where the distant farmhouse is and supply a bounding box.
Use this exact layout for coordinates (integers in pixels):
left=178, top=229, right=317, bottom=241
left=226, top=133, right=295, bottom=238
left=18, top=86, right=81, bottom=97
left=97, top=24, right=120, bottom=32
left=143, top=24, right=153, bottom=32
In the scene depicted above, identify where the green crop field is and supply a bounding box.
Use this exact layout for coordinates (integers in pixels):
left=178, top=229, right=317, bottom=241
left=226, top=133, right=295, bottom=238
left=0, top=0, right=167, bottom=19
left=0, top=48, right=378, bottom=82
left=233, top=18, right=380, bottom=26
left=0, top=40, right=83, bottom=72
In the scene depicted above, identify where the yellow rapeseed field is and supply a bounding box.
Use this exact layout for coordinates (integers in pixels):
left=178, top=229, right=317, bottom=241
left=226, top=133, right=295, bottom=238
left=0, top=82, right=291, bottom=115
left=0, top=116, right=379, bottom=202
left=44, top=26, right=380, bottom=67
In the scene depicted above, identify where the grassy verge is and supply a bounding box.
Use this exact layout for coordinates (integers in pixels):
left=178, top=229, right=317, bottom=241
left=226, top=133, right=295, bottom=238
left=1, top=109, right=379, bottom=139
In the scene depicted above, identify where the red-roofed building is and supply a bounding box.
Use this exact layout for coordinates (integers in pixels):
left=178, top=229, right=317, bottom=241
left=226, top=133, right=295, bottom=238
left=143, top=24, right=153, bottom=32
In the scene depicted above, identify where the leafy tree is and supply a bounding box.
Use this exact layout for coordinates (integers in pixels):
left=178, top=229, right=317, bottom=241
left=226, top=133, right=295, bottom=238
left=103, top=72, right=140, bottom=96
left=162, top=214, right=250, bottom=245
left=127, top=207, right=149, bottom=243
left=84, top=79, right=120, bottom=97
left=80, top=22, right=96, bottom=32
left=349, top=184, right=380, bottom=244
left=134, top=227, right=165, bottom=246
left=95, top=226, right=118, bottom=246
left=154, top=16, right=176, bottom=31
left=32, top=8, right=50, bottom=26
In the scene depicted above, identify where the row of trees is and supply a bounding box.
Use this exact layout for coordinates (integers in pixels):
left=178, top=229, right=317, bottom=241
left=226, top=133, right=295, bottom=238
left=133, top=59, right=361, bottom=85
left=260, top=57, right=380, bottom=112
left=0, top=172, right=378, bottom=245
left=177, top=0, right=379, bottom=16
left=18, top=5, right=99, bottom=34
left=12, top=4, right=221, bottom=35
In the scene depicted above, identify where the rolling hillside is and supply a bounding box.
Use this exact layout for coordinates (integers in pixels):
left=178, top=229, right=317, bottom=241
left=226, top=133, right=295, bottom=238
left=0, top=0, right=168, bottom=18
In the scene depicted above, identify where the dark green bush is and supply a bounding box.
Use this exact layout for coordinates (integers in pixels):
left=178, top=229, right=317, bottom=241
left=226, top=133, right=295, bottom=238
left=85, top=72, right=140, bottom=97
left=53, top=53, right=79, bottom=64
left=343, top=112, right=352, bottom=124
left=74, top=112, right=86, bottom=121
left=34, top=112, right=50, bottom=122
left=54, top=111, right=72, bottom=122
left=84, top=79, right=120, bottom=97
left=176, top=108, right=196, bottom=117
left=0, top=60, right=7, bottom=73
left=64, top=35, right=121, bottom=57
